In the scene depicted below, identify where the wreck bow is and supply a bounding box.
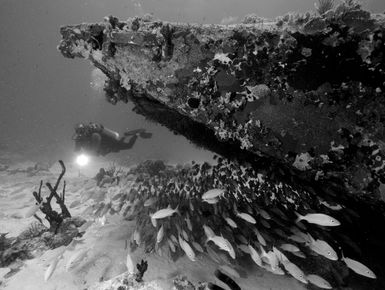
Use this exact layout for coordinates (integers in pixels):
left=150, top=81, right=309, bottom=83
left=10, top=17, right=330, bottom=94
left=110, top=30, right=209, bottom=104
left=58, top=8, right=385, bottom=204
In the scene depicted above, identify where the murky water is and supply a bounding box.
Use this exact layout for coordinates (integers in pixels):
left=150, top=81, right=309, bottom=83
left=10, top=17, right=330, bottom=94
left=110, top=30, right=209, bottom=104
left=1, top=1, right=385, bottom=290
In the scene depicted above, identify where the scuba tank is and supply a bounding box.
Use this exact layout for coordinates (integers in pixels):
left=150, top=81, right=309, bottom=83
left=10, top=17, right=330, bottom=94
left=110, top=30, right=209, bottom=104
left=100, top=126, right=120, bottom=141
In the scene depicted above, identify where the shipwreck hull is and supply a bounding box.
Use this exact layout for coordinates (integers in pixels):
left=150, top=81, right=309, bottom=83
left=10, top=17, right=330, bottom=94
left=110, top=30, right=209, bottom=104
left=58, top=5, right=385, bottom=205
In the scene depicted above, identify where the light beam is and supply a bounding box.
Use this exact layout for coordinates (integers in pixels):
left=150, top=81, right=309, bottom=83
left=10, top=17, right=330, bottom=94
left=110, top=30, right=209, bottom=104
left=76, top=154, right=89, bottom=167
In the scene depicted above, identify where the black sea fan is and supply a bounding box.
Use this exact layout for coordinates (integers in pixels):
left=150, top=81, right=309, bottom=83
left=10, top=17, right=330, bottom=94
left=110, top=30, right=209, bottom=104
left=135, top=259, right=148, bottom=282
left=315, top=0, right=335, bottom=15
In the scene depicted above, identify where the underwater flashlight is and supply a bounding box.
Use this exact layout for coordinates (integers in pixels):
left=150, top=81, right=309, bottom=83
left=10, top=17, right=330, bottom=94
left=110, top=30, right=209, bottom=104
left=76, top=154, right=89, bottom=167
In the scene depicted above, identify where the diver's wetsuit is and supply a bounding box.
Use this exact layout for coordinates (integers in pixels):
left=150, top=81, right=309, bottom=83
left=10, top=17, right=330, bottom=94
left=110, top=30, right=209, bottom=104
left=90, top=131, right=138, bottom=156
left=74, top=123, right=147, bottom=156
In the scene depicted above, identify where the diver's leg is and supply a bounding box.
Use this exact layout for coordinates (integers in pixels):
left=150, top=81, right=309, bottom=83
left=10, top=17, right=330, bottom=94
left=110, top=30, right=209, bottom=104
left=91, top=133, right=102, bottom=155
left=120, top=134, right=138, bottom=150
left=124, top=128, right=145, bottom=136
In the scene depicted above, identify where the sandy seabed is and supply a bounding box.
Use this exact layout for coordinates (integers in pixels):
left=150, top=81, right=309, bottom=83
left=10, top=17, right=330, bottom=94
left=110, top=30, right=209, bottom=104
left=0, top=162, right=306, bottom=290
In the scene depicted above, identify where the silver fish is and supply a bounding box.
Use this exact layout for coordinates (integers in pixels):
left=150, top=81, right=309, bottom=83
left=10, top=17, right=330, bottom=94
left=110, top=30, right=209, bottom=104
left=151, top=205, right=179, bottom=219
left=288, top=234, right=307, bottom=244
left=144, top=197, right=156, bottom=207
left=295, top=221, right=307, bottom=231
left=248, top=244, right=262, bottom=267
left=273, top=228, right=286, bottom=238
left=262, top=263, right=285, bottom=275
left=156, top=244, right=164, bottom=257
left=319, top=200, right=342, bottom=211
left=291, top=251, right=306, bottom=259
left=259, top=209, right=271, bottom=220
left=272, top=246, right=289, bottom=264
left=253, top=228, right=266, bottom=246
left=182, top=229, right=189, bottom=241
left=295, top=212, right=340, bottom=227
left=307, top=234, right=338, bottom=261
left=204, top=198, right=219, bottom=204
left=343, top=257, right=376, bottom=279
left=192, top=241, right=204, bottom=253
left=282, top=261, right=308, bottom=284
left=271, top=217, right=286, bottom=228
left=289, top=226, right=302, bottom=235
left=65, top=248, right=89, bottom=271
left=156, top=225, right=164, bottom=244
left=260, top=219, right=271, bottom=229
left=44, top=254, right=62, bottom=282
left=238, top=244, right=250, bottom=254
left=203, top=224, right=215, bottom=239
left=207, top=235, right=235, bottom=259
left=175, top=223, right=182, bottom=235
left=185, top=216, right=193, bottom=231
left=126, top=251, right=135, bottom=274
left=170, top=234, right=178, bottom=244
left=306, top=274, right=332, bottom=289
left=214, top=204, right=219, bottom=215
left=133, top=229, right=141, bottom=246
left=236, top=234, right=248, bottom=245
left=219, top=265, right=240, bottom=279
left=167, top=239, right=176, bottom=252
left=237, top=212, right=256, bottom=224
left=271, top=207, right=289, bottom=221
left=179, top=236, right=196, bottom=262
left=280, top=243, right=300, bottom=253
left=260, top=246, right=278, bottom=270
left=225, top=217, right=238, bottom=228
left=189, top=201, right=194, bottom=212
left=202, top=189, right=225, bottom=200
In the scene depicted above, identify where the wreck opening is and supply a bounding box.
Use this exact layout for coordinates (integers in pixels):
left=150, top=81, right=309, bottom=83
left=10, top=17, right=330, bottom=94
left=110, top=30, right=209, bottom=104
left=104, top=76, right=267, bottom=165
left=87, top=25, right=105, bottom=51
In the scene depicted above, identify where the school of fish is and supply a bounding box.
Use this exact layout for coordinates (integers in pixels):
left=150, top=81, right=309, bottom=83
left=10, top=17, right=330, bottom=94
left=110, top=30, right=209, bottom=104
left=53, top=157, right=379, bottom=288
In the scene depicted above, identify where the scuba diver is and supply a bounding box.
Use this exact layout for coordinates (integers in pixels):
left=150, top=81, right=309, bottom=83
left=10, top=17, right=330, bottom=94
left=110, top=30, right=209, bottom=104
left=73, top=122, right=152, bottom=156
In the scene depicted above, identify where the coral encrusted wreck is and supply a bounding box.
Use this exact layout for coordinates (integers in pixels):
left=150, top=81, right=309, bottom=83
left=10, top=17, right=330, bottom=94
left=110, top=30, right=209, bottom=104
left=58, top=4, right=385, bottom=206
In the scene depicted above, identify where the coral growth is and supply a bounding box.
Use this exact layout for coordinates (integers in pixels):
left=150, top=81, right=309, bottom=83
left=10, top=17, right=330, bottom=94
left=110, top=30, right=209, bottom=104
left=88, top=272, right=161, bottom=290
left=18, top=222, right=48, bottom=240
left=58, top=6, right=385, bottom=208
left=315, top=0, right=335, bottom=15
left=95, top=163, right=123, bottom=187
left=31, top=160, right=71, bottom=232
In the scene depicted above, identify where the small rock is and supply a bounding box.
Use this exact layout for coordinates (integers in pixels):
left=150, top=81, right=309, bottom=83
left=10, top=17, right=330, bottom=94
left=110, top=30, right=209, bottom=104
left=173, top=276, right=195, bottom=290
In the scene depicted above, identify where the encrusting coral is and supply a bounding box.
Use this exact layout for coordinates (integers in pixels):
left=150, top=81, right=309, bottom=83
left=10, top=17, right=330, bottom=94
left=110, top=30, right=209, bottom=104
left=58, top=4, right=385, bottom=209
